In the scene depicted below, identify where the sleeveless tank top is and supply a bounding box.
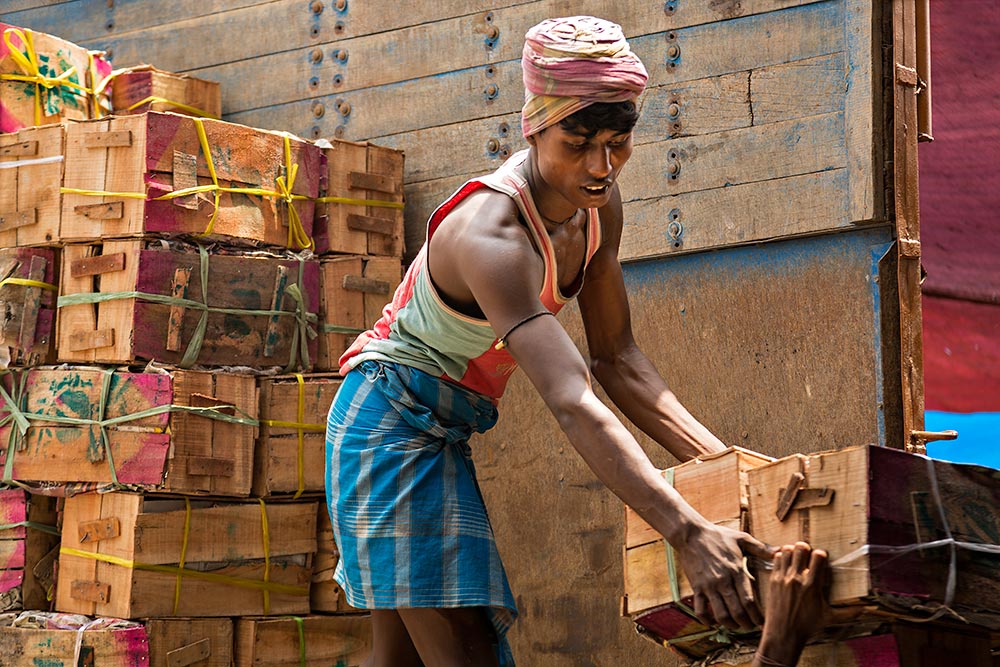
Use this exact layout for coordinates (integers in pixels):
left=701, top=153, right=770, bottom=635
left=338, top=149, right=602, bottom=400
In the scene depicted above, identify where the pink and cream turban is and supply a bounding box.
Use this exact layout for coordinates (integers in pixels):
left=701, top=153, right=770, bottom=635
left=521, top=16, right=648, bottom=137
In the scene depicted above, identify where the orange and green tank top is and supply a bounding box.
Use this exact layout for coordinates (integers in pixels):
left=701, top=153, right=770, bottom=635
left=338, top=149, right=602, bottom=401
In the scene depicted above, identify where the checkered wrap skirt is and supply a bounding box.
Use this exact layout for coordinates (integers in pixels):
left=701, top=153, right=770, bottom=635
left=326, top=359, right=517, bottom=665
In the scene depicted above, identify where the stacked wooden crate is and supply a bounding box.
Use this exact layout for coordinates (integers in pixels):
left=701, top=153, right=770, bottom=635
left=0, top=22, right=393, bottom=666
left=623, top=446, right=1000, bottom=664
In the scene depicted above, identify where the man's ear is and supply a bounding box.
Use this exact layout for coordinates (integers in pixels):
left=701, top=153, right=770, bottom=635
left=525, top=132, right=537, bottom=147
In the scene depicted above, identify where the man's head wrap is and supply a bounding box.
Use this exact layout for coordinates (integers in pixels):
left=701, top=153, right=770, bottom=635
left=521, top=16, right=648, bottom=138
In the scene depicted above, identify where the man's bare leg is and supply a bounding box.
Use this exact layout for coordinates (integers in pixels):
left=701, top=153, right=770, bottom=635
left=365, top=610, right=424, bottom=667
left=398, top=607, right=500, bottom=667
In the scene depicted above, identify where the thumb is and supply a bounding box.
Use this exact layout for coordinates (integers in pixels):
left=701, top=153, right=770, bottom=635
left=739, top=534, right=778, bottom=561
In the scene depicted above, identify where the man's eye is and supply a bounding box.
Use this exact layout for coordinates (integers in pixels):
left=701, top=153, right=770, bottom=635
left=567, top=143, right=587, bottom=150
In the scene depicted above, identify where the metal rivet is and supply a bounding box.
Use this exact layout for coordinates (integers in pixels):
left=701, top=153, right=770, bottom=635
left=338, top=101, right=351, bottom=116
left=311, top=48, right=324, bottom=63
left=667, top=45, right=680, bottom=58
left=312, top=102, right=326, bottom=118
left=667, top=162, right=680, bottom=175
left=335, top=49, right=349, bottom=62
left=106, top=0, right=114, bottom=7
left=311, top=0, right=324, bottom=14
left=484, top=83, right=499, bottom=98
left=334, top=126, right=346, bottom=138
left=335, top=0, right=347, bottom=9
left=667, top=103, right=680, bottom=118
left=487, top=138, right=500, bottom=153
left=311, top=126, right=322, bottom=139
left=486, top=25, right=500, bottom=40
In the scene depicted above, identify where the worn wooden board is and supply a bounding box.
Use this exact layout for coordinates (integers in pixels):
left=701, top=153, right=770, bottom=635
left=316, top=255, right=401, bottom=371
left=0, top=247, right=58, bottom=366
left=0, top=125, right=64, bottom=247
left=0, top=367, right=257, bottom=495
left=0, top=489, right=59, bottom=612
left=146, top=618, right=233, bottom=667
left=61, top=112, right=321, bottom=248
left=234, top=615, right=371, bottom=667
left=254, top=373, right=340, bottom=497
left=56, top=493, right=316, bottom=618
left=57, top=240, right=320, bottom=369
left=749, top=445, right=1000, bottom=612
left=110, top=65, right=222, bottom=119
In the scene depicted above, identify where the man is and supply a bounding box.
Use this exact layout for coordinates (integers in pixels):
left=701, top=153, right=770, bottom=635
left=327, top=16, right=773, bottom=666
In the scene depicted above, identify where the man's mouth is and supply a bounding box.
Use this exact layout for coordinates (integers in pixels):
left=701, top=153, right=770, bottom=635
left=582, top=183, right=611, bottom=195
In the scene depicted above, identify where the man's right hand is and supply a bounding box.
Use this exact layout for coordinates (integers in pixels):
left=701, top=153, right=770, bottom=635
left=673, top=522, right=776, bottom=631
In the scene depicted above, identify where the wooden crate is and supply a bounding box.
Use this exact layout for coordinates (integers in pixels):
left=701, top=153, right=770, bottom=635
left=0, top=489, right=59, bottom=612
left=146, top=618, right=233, bottom=667
left=57, top=240, right=320, bottom=369
left=312, top=503, right=363, bottom=614
left=0, top=247, right=58, bottom=366
left=56, top=493, right=316, bottom=618
left=316, top=254, right=400, bottom=370
left=710, top=623, right=994, bottom=667
left=0, top=125, right=64, bottom=247
left=624, top=447, right=773, bottom=659
left=748, top=445, right=1000, bottom=616
left=110, top=65, right=222, bottom=120
left=0, top=612, right=149, bottom=667
left=254, top=373, right=340, bottom=497
left=235, top=615, right=371, bottom=667
left=0, top=24, right=111, bottom=133
left=0, top=367, right=257, bottom=496
left=61, top=111, right=322, bottom=248
left=315, top=140, right=404, bottom=257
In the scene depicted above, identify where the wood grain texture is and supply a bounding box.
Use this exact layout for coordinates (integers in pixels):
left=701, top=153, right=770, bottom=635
left=0, top=621, right=150, bottom=667
left=234, top=615, right=372, bottom=667
left=146, top=618, right=234, bottom=667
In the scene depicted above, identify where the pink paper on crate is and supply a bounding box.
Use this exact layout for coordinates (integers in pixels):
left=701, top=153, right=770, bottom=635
left=0, top=23, right=112, bottom=132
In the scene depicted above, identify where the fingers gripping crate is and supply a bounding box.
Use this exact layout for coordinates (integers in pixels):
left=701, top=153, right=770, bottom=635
left=61, top=111, right=321, bottom=249
left=254, top=373, right=341, bottom=497
left=315, top=139, right=404, bottom=257
left=0, top=367, right=258, bottom=496
left=0, top=488, right=59, bottom=612
left=0, top=247, right=58, bottom=366
left=235, top=615, right=371, bottom=667
left=0, top=24, right=112, bottom=132
left=56, top=492, right=317, bottom=618
left=623, top=447, right=773, bottom=660
left=57, top=240, right=320, bottom=369
left=747, top=445, right=1000, bottom=618
left=316, top=255, right=401, bottom=370
left=109, top=65, right=222, bottom=120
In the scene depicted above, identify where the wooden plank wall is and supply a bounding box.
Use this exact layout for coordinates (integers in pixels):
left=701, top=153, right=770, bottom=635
left=5, top=1, right=901, bottom=664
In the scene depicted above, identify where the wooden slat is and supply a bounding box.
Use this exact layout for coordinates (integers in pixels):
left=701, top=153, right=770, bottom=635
left=621, top=111, right=846, bottom=202
left=146, top=618, right=234, bottom=667
left=845, top=0, right=884, bottom=223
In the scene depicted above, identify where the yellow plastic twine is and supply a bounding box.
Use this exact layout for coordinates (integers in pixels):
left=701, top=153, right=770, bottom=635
left=1, top=28, right=91, bottom=126
left=124, top=95, right=219, bottom=119
left=261, top=373, right=325, bottom=498
left=259, top=498, right=272, bottom=614
left=173, top=498, right=192, bottom=615
left=0, top=277, right=56, bottom=291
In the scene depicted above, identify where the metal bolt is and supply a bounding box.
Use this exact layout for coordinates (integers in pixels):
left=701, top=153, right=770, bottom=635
left=311, top=1, right=324, bottom=14
left=107, top=0, right=114, bottom=7
left=484, top=83, right=499, bottom=97
left=335, top=0, right=347, bottom=9
left=667, top=44, right=680, bottom=59
left=667, top=161, right=680, bottom=175
left=667, top=103, right=680, bottom=118
left=311, top=48, right=324, bottom=63
left=338, top=101, right=351, bottom=116
left=487, top=138, right=500, bottom=153
left=312, top=102, right=326, bottom=118
left=486, top=25, right=500, bottom=40
left=335, top=49, right=349, bottom=62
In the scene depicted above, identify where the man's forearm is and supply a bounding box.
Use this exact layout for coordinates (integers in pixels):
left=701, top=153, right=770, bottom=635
left=591, top=347, right=727, bottom=461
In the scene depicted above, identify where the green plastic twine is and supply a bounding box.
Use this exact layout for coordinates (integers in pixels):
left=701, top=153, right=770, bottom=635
left=0, top=520, right=60, bottom=535
left=292, top=616, right=306, bottom=667
left=56, top=245, right=317, bottom=370
left=662, top=468, right=699, bottom=620
left=0, top=372, right=31, bottom=484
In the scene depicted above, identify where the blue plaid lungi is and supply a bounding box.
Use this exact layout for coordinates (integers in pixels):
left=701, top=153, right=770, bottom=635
left=326, top=359, right=518, bottom=665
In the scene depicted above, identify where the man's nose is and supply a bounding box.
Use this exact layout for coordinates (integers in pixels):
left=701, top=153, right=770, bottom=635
left=587, top=146, right=613, bottom=180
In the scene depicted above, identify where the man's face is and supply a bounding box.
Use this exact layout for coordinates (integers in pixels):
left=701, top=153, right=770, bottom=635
left=528, top=123, right=634, bottom=211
